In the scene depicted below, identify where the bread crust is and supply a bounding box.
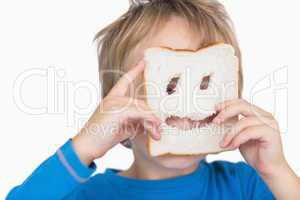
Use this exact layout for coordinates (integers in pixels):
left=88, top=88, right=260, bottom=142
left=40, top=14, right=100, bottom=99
left=143, top=42, right=239, bottom=157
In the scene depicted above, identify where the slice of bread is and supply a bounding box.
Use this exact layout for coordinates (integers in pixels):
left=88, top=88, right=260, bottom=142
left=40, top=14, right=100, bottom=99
left=143, top=43, right=239, bottom=157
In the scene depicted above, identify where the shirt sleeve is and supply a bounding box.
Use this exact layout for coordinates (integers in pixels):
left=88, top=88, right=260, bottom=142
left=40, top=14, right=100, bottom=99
left=236, top=162, right=275, bottom=200
left=6, top=139, right=96, bottom=200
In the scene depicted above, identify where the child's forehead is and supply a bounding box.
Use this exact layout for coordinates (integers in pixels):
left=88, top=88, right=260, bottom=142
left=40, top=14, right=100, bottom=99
left=145, top=16, right=202, bottom=51
left=130, top=16, right=224, bottom=68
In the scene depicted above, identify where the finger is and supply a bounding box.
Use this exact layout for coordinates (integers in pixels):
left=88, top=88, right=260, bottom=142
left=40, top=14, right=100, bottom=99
left=129, top=99, right=160, bottom=121
left=99, top=97, right=148, bottom=116
left=125, top=108, right=161, bottom=125
left=215, top=98, right=240, bottom=111
left=105, top=97, right=158, bottom=119
left=108, top=60, right=145, bottom=97
left=119, top=117, right=160, bottom=141
left=143, top=120, right=161, bottom=140
left=119, top=119, right=141, bottom=140
left=122, top=118, right=161, bottom=141
left=106, top=97, right=160, bottom=128
left=213, top=99, right=272, bottom=124
left=215, top=99, right=270, bottom=116
left=229, top=125, right=271, bottom=148
left=132, top=98, right=158, bottom=115
left=220, top=116, right=275, bottom=147
left=120, top=99, right=161, bottom=125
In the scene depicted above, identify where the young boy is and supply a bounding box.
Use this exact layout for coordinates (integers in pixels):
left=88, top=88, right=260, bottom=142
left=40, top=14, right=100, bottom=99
left=7, top=0, right=300, bottom=199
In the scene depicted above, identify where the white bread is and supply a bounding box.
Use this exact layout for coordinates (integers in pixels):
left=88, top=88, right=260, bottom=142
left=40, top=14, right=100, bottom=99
left=143, top=43, right=239, bottom=157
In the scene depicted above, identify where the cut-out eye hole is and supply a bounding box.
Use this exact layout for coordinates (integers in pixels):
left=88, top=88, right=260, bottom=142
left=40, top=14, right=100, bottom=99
left=200, top=75, right=210, bottom=90
left=166, top=76, right=180, bottom=95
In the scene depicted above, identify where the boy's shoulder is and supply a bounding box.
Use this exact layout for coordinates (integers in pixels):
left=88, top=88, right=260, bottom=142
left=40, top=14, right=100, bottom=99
left=204, top=160, right=258, bottom=181
left=204, top=160, right=274, bottom=199
left=64, top=173, right=113, bottom=199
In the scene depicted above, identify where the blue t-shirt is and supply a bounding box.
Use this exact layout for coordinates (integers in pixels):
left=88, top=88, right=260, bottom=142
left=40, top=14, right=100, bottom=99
left=6, top=140, right=275, bottom=200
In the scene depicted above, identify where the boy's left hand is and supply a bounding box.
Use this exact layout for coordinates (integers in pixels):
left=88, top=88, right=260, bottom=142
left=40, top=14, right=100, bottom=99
left=213, top=98, right=287, bottom=178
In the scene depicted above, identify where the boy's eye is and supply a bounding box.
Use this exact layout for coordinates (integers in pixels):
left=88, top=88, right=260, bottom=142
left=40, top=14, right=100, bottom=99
left=166, top=76, right=180, bottom=95
left=200, top=75, right=210, bottom=90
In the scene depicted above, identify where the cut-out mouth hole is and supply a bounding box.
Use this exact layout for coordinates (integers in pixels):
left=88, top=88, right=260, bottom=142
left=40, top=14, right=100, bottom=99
left=165, top=113, right=218, bottom=130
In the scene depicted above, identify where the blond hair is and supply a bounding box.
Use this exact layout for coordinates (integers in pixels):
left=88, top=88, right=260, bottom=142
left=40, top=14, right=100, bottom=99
left=94, top=0, right=243, bottom=98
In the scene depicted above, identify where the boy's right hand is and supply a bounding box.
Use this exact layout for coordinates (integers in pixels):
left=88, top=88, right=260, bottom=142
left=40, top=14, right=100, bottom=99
left=72, top=60, right=161, bottom=166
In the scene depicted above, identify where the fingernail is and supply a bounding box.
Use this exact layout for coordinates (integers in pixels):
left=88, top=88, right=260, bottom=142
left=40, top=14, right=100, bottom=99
left=220, top=132, right=231, bottom=147
left=220, top=138, right=228, bottom=148
left=155, top=132, right=161, bottom=140
left=219, top=140, right=226, bottom=148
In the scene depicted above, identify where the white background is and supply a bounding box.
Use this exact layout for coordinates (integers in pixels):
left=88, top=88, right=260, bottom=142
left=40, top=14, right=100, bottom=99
left=0, top=0, right=299, bottom=197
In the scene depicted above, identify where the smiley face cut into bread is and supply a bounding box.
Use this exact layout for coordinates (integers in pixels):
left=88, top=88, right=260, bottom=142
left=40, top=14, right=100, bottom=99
left=143, top=43, right=239, bottom=156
